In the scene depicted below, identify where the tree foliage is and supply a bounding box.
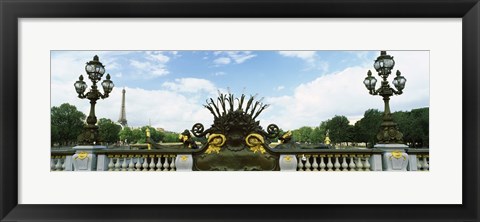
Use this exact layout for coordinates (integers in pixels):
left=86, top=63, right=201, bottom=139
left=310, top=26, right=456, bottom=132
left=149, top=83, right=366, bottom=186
left=98, top=118, right=122, bottom=144
left=393, top=107, right=429, bottom=147
left=163, top=131, right=180, bottom=143
left=119, top=126, right=166, bottom=144
left=325, top=115, right=352, bottom=145
left=292, top=126, right=313, bottom=143
left=51, top=103, right=86, bottom=146
left=287, top=108, right=428, bottom=148
left=119, top=126, right=134, bottom=144
left=354, top=109, right=382, bottom=147
left=141, top=126, right=164, bottom=143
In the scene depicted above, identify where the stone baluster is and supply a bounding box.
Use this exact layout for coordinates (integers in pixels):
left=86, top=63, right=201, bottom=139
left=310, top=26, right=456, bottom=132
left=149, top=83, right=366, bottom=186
left=121, top=155, right=128, bottom=171
left=364, top=155, right=371, bottom=171
left=169, top=155, right=176, bottom=171
left=417, top=155, right=423, bottom=171
left=114, top=156, right=121, bottom=171
left=422, top=155, right=429, bottom=171
left=349, top=155, right=356, bottom=171
left=297, top=155, right=304, bottom=171
left=135, top=155, right=142, bottom=171
left=55, top=156, right=63, bottom=171
left=142, top=155, right=149, bottom=171
left=149, top=155, right=156, bottom=171
left=108, top=155, right=114, bottom=171
left=356, top=155, right=364, bottom=171
left=305, top=155, right=311, bottom=171
left=128, top=155, right=135, bottom=171
left=319, top=155, right=326, bottom=171
left=50, top=157, right=56, bottom=171
left=162, top=155, right=170, bottom=171
left=61, top=156, right=66, bottom=171
left=326, top=155, right=333, bottom=171
left=311, top=155, right=318, bottom=171
left=156, top=155, right=163, bottom=171
left=341, top=155, right=349, bottom=171
left=334, top=155, right=341, bottom=171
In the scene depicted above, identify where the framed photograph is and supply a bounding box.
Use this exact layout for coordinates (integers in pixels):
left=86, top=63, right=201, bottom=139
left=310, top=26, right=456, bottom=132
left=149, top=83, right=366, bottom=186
left=1, top=0, right=478, bottom=221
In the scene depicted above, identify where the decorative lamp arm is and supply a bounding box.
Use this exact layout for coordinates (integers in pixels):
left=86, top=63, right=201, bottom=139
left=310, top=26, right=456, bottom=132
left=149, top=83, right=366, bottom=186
left=392, top=87, right=403, bottom=95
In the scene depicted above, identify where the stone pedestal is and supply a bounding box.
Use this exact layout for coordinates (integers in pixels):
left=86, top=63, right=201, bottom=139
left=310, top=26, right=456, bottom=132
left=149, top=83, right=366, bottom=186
left=374, top=144, right=409, bottom=171
left=279, top=155, right=297, bottom=171
left=175, top=154, right=193, bottom=171
left=72, top=145, right=106, bottom=171
left=369, top=154, right=383, bottom=171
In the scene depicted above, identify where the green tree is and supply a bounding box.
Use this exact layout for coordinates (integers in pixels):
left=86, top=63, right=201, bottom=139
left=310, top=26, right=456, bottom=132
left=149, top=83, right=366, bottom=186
left=325, top=115, right=351, bottom=146
left=163, top=132, right=180, bottom=143
left=355, top=109, right=382, bottom=147
left=141, top=126, right=164, bottom=143
left=309, top=126, right=325, bottom=144
left=292, top=126, right=314, bottom=143
left=51, top=103, right=86, bottom=146
left=119, top=127, right=134, bottom=144
left=98, top=118, right=122, bottom=144
left=132, top=128, right=145, bottom=144
left=393, top=107, right=429, bottom=147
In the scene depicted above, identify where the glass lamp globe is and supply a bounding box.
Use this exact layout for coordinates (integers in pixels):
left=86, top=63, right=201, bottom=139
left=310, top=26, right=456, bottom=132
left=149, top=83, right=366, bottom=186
left=101, top=74, right=114, bottom=93
left=363, top=70, right=377, bottom=91
left=74, top=75, right=87, bottom=94
left=393, top=70, right=407, bottom=91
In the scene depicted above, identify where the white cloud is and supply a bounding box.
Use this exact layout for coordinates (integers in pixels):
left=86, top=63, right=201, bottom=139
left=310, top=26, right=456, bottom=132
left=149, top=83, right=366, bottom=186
left=213, top=57, right=231, bottom=65
left=130, top=60, right=149, bottom=69
left=226, top=51, right=257, bottom=64
left=51, top=83, right=214, bottom=132
left=278, top=51, right=329, bottom=72
left=51, top=51, right=428, bottom=134
left=212, top=51, right=257, bottom=66
left=146, top=51, right=170, bottom=63
left=51, top=51, right=213, bottom=132
left=162, top=78, right=217, bottom=94
left=278, top=51, right=316, bottom=63
left=213, top=72, right=226, bottom=76
left=51, top=51, right=134, bottom=82
left=276, top=86, right=285, bottom=91
left=150, top=66, right=169, bottom=77
left=129, top=52, right=170, bottom=78
left=259, top=51, right=429, bottom=130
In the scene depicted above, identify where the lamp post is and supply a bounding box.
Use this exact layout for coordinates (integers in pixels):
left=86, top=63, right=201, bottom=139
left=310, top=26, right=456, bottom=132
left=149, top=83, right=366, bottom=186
left=74, top=55, right=114, bottom=145
left=363, top=51, right=407, bottom=144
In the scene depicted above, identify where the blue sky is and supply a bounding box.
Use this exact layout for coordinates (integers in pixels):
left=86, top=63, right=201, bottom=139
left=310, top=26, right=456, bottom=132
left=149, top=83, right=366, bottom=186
left=51, top=50, right=429, bottom=132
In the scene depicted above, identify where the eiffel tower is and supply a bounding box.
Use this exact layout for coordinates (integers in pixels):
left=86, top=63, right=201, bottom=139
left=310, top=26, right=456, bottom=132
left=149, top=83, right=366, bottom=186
left=118, top=88, right=128, bottom=127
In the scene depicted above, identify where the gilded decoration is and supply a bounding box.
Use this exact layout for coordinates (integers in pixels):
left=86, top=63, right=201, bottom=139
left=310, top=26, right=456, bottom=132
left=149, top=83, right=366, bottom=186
left=206, top=134, right=226, bottom=154
left=245, top=133, right=266, bottom=154
left=191, top=92, right=279, bottom=170
left=76, top=151, right=89, bottom=160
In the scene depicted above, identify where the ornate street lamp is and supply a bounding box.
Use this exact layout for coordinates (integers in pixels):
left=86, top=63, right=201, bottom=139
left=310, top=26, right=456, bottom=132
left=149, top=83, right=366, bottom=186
left=74, top=55, right=114, bottom=145
left=363, top=51, right=407, bottom=144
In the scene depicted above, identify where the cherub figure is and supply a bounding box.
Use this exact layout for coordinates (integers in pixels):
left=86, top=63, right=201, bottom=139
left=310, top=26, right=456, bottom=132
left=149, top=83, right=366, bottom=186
left=179, top=129, right=198, bottom=149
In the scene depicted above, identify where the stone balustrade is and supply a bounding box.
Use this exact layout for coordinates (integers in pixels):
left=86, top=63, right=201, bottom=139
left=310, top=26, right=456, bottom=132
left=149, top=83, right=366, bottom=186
left=273, top=149, right=383, bottom=171
left=50, top=155, right=66, bottom=171
left=50, top=150, right=74, bottom=171
left=405, top=148, right=429, bottom=171
left=51, top=147, right=429, bottom=171
left=106, top=154, right=177, bottom=171
left=297, top=154, right=372, bottom=171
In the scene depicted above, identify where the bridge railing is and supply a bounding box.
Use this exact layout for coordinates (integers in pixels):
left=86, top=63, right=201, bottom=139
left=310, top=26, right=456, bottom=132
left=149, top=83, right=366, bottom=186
left=51, top=146, right=429, bottom=172
left=272, top=149, right=383, bottom=171
left=405, top=148, right=430, bottom=171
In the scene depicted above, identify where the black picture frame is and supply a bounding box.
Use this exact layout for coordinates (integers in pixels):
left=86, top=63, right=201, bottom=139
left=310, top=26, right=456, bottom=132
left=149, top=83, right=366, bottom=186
left=1, top=0, right=478, bottom=221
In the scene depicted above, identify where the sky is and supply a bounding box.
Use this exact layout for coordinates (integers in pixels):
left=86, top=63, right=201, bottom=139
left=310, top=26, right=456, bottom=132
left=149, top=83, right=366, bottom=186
left=51, top=50, right=429, bottom=133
